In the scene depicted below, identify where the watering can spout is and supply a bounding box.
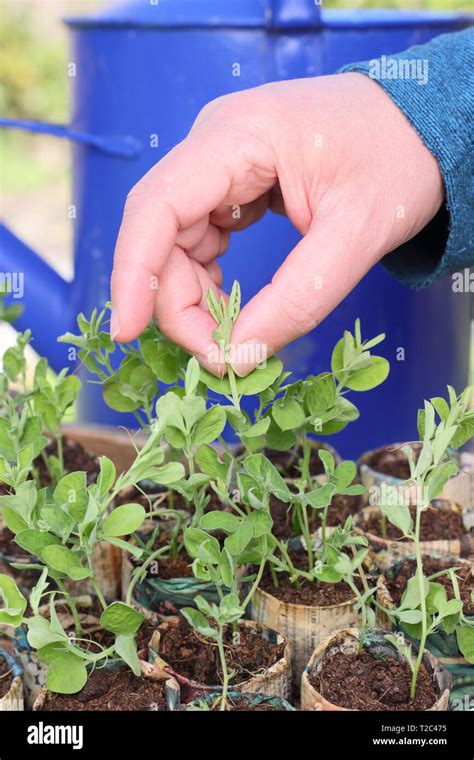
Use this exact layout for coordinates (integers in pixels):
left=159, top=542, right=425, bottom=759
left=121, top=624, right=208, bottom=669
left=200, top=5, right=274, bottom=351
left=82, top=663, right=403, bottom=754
left=0, top=223, right=72, bottom=372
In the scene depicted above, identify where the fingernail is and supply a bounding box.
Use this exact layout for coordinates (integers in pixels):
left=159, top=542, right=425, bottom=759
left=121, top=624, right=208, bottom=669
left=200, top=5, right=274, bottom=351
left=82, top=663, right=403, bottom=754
left=110, top=308, right=120, bottom=340
left=230, top=339, right=268, bottom=377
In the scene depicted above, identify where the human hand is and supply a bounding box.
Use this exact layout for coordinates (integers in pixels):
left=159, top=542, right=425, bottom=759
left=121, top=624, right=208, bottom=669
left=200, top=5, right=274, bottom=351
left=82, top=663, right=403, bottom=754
left=111, top=73, right=443, bottom=375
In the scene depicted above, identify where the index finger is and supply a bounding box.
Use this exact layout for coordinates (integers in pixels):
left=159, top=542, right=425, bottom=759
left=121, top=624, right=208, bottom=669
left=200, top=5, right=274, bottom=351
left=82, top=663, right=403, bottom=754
left=110, top=133, right=233, bottom=341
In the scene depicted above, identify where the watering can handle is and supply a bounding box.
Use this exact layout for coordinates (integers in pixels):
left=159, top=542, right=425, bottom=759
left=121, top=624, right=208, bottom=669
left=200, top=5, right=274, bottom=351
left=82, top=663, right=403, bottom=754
left=0, top=118, right=142, bottom=159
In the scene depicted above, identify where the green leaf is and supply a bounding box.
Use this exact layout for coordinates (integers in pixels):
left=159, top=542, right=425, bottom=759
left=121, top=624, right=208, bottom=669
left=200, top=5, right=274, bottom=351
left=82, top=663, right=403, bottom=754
left=225, top=519, right=253, bottom=556
left=15, top=529, right=61, bottom=560
left=199, top=357, right=283, bottom=397
left=195, top=445, right=231, bottom=483
left=181, top=606, right=218, bottom=640
left=97, top=456, right=116, bottom=496
left=0, top=574, right=27, bottom=626
left=272, top=396, right=305, bottom=432
left=380, top=503, right=412, bottom=536
left=40, top=507, right=74, bottom=541
left=42, top=545, right=92, bottom=581
left=103, top=378, right=140, bottom=412
left=100, top=602, right=145, bottom=636
left=200, top=511, right=240, bottom=534
left=54, top=471, right=88, bottom=521
left=185, top=357, right=201, bottom=396
left=115, top=634, right=141, bottom=676
left=46, top=652, right=88, bottom=695
left=265, top=419, right=296, bottom=451
left=26, top=615, right=69, bottom=649
left=334, top=460, right=357, bottom=488
left=305, top=373, right=336, bottom=416
left=148, top=461, right=185, bottom=485
left=102, top=503, right=146, bottom=537
left=219, top=549, right=234, bottom=588
left=247, top=510, right=272, bottom=538
left=398, top=609, right=424, bottom=625
left=241, top=417, right=271, bottom=439
left=192, top=406, right=226, bottom=446
left=345, top=356, right=390, bottom=391
left=2, top=506, right=28, bottom=534
left=456, top=626, right=474, bottom=664
left=184, top=528, right=213, bottom=559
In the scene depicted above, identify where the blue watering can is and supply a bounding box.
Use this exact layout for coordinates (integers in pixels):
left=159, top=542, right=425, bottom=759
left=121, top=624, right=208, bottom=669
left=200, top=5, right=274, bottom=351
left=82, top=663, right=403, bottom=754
left=0, top=0, right=471, bottom=457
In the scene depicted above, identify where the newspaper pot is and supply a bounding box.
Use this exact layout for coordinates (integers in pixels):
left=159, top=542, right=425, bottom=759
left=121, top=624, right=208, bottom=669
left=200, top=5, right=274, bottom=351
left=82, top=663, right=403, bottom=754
left=250, top=581, right=359, bottom=689
left=0, top=646, right=23, bottom=711
left=353, top=501, right=474, bottom=571
left=358, top=443, right=472, bottom=512
left=376, top=556, right=474, bottom=710
left=184, top=691, right=296, bottom=711
left=14, top=595, right=159, bottom=708
left=33, top=659, right=180, bottom=711
left=149, top=617, right=291, bottom=703
left=301, top=628, right=452, bottom=711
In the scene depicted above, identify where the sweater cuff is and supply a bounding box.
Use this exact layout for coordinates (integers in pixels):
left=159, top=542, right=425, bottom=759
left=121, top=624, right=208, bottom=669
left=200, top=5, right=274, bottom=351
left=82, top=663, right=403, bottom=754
left=339, top=28, right=474, bottom=289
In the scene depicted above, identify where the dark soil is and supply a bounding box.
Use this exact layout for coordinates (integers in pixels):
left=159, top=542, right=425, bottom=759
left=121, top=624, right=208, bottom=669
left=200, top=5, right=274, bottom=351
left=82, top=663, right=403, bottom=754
left=41, top=668, right=166, bottom=711
left=130, top=529, right=194, bottom=579
left=386, top=556, right=474, bottom=616
left=264, top=444, right=328, bottom=479
left=309, top=650, right=438, bottom=711
left=258, top=548, right=358, bottom=606
left=0, top=655, right=14, bottom=699
left=270, top=492, right=362, bottom=539
left=158, top=618, right=285, bottom=686
left=34, top=436, right=99, bottom=486
left=367, top=444, right=421, bottom=481
left=364, top=505, right=465, bottom=542
left=0, top=527, right=30, bottom=558
left=156, top=554, right=193, bottom=580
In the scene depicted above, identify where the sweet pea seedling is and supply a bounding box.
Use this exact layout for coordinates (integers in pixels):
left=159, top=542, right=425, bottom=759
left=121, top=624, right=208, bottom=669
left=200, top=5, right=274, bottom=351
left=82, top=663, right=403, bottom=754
left=0, top=421, right=185, bottom=694
left=381, top=385, right=474, bottom=700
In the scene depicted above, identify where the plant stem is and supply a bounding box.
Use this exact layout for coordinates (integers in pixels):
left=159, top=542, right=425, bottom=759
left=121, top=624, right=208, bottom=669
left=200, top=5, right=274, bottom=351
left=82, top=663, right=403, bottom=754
left=410, top=505, right=428, bottom=701
left=217, top=626, right=230, bottom=711
left=242, top=551, right=266, bottom=610
left=301, top=436, right=311, bottom=484
left=92, top=580, right=107, bottom=611
left=299, top=503, right=313, bottom=572
left=346, top=577, right=367, bottom=655
left=57, top=581, right=82, bottom=638
left=227, top=365, right=240, bottom=412
left=126, top=546, right=169, bottom=605
left=55, top=432, right=65, bottom=479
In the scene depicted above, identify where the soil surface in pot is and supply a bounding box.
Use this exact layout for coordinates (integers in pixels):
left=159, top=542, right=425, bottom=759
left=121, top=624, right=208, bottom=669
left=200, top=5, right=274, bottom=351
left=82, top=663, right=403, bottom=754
left=40, top=669, right=166, bottom=711
left=0, top=654, right=14, bottom=698
left=158, top=618, right=285, bottom=685
left=386, top=556, right=474, bottom=616
left=258, top=548, right=358, bottom=606
left=35, top=436, right=99, bottom=486
left=0, top=527, right=30, bottom=558
left=364, top=505, right=465, bottom=542
left=130, top=531, right=194, bottom=579
left=309, top=650, right=438, bottom=711
left=270, top=493, right=362, bottom=539
left=264, top=445, right=327, bottom=479
left=366, top=444, right=421, bottom=481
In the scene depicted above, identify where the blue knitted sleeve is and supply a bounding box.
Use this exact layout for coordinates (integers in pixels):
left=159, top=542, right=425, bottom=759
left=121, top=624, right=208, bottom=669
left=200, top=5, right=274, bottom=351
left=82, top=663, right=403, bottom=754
left=339, top=27, right=473, bottom=288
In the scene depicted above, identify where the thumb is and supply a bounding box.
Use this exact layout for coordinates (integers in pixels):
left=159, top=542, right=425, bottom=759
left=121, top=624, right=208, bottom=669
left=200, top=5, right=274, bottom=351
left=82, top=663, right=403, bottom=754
left=229, top=216, right=380, bottom=375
